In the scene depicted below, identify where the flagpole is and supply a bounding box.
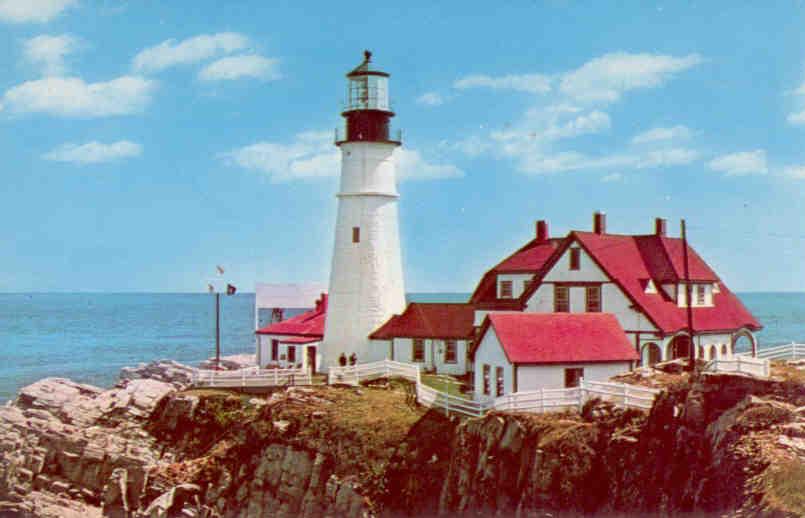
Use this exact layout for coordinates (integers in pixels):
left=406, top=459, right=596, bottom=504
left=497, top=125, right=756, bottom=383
left=215, top=291, right=221, bottom=368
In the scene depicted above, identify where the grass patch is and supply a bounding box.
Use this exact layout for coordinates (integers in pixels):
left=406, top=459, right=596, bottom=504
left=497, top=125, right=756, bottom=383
left=421, top=373, right=467, bottom=398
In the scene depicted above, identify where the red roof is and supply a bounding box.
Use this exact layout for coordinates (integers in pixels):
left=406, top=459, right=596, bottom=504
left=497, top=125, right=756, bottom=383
left=370, top=303, right=475, bottom=340
left=551, top=232, right=760, bottom=333
left=481, top=312, right=638, bottom=364
left=469, top=237, right=562, bottom=308
left=255, top=294, right=327, bottom=338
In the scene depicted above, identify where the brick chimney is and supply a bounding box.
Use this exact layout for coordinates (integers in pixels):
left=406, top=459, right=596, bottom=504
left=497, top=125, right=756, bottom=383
left=593, top=212, right=606, bottom=235
left=536, top=220, right=549, bottom=242
left=655, top=217, right=667, bottom=237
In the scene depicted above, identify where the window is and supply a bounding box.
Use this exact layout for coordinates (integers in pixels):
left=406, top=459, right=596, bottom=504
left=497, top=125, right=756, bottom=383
left=585, top=285, right=601, bottom=312
left=412, top=339, right=425, bottom=362
left=352, top=227, right=360, bottom=243
left=554, top=285, right=569, bottom=312
left=499, top=280, right=513, bottom=299
left=564, top=368, right=584, bottom=388
left=444, top=340, right=457, bottom=363
left=271, top=339, right=279, bottom=361
left=287, top=346, right=296, bottom=364
left=569, top=248, right=581, bottom=270
left=696, top=284, right=706, bottom=306
left=482, top=364, right=490, bottom=395
left=496, top=367, right=504, bottom=396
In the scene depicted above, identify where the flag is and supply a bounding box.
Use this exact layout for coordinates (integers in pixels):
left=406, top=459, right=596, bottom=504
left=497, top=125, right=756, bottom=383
left=216, top=265, right=225, bottom=275
left=226, top=283, right=237, bottom=295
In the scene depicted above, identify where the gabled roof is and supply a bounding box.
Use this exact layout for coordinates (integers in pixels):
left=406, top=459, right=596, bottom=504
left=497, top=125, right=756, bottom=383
left=255, top=294, right=327, bottom=338
left=370, top=303, right=476, bottom=340
left=519, top=231, right=761, bottom=334
left=478, top=312, right=638, bottom=364
left=469, top=236, right=562, bottom=308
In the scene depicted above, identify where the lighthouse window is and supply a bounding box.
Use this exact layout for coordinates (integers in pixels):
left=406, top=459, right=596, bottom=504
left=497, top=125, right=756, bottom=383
left=352, top=227, right=360, bottom=243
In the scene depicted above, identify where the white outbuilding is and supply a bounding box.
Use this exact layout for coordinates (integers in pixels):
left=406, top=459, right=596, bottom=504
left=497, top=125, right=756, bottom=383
left=472, top=312, right=638, bottom=398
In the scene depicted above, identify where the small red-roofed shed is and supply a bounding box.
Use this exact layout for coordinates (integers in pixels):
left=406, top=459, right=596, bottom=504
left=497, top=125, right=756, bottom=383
left=472, top=312, right=637, bottom=396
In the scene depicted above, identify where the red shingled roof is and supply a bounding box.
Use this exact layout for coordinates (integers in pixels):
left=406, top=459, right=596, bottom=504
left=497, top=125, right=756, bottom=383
left=559, top=232, right=760, bottom=333
left=481, top=312, right=638, bottom=364
left=469, top=237, right=562, bottom=308
left=255, top=294, right=327, bottom=338
left=370, top=303, right=475, bottom=340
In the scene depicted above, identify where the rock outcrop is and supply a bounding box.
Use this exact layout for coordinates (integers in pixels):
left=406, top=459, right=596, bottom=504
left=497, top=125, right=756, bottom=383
left=1, top=362, right=804, bottom=517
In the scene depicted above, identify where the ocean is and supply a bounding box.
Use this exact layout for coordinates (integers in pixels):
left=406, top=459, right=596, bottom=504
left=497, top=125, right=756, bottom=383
left=0, top=292, right=801, bottom=403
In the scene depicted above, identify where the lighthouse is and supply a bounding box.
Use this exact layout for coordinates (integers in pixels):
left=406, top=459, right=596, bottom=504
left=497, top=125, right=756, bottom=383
left=320, top=51, right=406, bottom=369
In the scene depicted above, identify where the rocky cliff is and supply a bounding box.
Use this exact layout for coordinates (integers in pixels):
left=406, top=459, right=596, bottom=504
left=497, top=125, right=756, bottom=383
left=1, top=362, right=804, bottom=517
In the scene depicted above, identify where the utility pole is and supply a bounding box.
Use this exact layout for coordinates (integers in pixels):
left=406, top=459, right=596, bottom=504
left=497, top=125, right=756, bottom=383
left=681, top=220, right=695, bottom=368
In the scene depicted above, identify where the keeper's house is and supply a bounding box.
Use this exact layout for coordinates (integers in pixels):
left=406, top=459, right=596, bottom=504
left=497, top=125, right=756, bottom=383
left=471, top=213, right=762, bottom=369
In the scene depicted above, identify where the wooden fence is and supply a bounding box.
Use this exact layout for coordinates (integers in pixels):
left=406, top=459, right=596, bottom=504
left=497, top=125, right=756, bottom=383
left=746, top=342, right=805, bottom=361
left=704, top=355, right=770, bottom=378
left=326, top=360, right=660, bottom=418
left=327, top=359, right=420, bottom=386
left=192, top=366, right=311, bottom=388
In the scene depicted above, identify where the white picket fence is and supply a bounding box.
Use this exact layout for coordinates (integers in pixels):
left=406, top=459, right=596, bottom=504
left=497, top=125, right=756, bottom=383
left=192, top=366, right=312, bottom=388
left=704, top=355, right=770, bottom=378
left=327, top=359, right=420, bottom=386
left=747, top=342, right=805, bottom=361
left=326, top=359, right=660, bottom=418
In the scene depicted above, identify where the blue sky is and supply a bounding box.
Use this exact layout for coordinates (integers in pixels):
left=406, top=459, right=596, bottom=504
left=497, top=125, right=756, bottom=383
left=1, top=1, right=805, bottom=293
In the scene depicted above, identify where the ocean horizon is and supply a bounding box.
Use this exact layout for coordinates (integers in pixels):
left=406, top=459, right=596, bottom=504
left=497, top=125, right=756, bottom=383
left=1, top=291, right=802, bottom=403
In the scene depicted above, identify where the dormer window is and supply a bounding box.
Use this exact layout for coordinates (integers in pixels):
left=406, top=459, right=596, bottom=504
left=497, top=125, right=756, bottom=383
left=569, top=248, right=581, bottom=270
left=696, top=284, right=706, bottom=306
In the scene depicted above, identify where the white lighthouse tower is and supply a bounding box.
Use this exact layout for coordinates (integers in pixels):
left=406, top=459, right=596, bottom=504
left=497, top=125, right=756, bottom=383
left=320, top=51, right=406, bottom=369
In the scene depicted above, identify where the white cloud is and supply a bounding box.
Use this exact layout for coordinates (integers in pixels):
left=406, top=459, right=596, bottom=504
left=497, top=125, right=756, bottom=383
left=631, top=125, right=693, bottom=144
left=708, top=150, right=767, bottom=176
left=787, top=109, right=805, bottom=126
left=559, top=52, right=703, bottom=103
left=23, top=34, right=77, bottom=76
left=132, top=32, right=249, bottom=73
left=782, top=165, right=805, bottom=179
left=453, top=73, right=551, bottom=94
left=0, top=0, right=76, bottom=23
left=396, top=149, right=464, bottom=181
left=542, top=109, right=611, bottom=140
left=221, top=131, right=462, bottom=183
left=601, top=172, right=623, bottom=182
left=416, top=92, right=444, bottom=106
left=43, top=140, right=142, bottom=164
left=515, top=147, right=698, bottom=175
left=2, top=76, right=155, bottom=117
left=635, top=148, right=699, bottom=168
left=198, top=54, right=280, bottom=81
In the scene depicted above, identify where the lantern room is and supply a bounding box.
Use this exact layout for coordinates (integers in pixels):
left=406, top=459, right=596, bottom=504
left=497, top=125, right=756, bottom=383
left=337, top=50, right=400, bottom=145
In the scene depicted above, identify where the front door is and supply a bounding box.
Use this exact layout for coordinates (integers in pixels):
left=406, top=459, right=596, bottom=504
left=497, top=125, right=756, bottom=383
left=307, top=346, right=317, bottom=374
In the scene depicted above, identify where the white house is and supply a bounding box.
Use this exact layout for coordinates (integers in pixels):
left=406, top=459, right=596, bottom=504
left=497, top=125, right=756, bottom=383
left=255, top=293, right=327, bottom=373
left=471, top=213, right=762, bottom=369
left=472, top=312, right=638, bottom=397
left=370, top=303, right=475, bottom=376
left=517, top=213, right=761, bottom=366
